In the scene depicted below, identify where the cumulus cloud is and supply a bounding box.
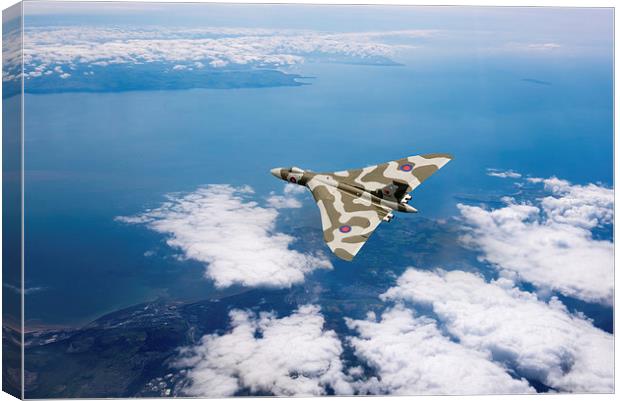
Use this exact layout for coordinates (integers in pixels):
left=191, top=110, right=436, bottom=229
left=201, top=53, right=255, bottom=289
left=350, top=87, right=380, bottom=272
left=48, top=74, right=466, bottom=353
left=382, top=268, right=614, bottom=393
left=116, top=184, right=331, bottom=288
left=12, top=26, right=436, bottom=81
left=458, top=176, right=613, bottom=305
left=486, top=168, right=522, bottom=179
left=176, top=305, right=353, bottom=396
left=533, top=176, right=613, bottom=229
left=2, top=27, right=23, bottom=83
left=346, top=305, right=534, bottom=395
left=266, top=184, right=307, bottom=209
left=283, top=183, right=308, bottom=195
left=174, top=267, right=613, bottom=396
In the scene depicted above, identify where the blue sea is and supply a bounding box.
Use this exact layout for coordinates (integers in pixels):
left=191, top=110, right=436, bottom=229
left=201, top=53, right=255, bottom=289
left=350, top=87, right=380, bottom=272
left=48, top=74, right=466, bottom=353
left=23, top=52, right=612, bottom=327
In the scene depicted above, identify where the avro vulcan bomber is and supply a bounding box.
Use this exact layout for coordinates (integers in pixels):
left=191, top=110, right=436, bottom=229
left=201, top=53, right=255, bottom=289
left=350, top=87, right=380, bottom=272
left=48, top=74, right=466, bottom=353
left=271, top=154, right=453, bottom=261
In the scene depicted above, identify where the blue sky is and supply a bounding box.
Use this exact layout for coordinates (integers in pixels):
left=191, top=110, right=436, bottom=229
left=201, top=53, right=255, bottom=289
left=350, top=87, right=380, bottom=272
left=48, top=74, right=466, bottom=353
left=23, top=2, right=613, bottom=37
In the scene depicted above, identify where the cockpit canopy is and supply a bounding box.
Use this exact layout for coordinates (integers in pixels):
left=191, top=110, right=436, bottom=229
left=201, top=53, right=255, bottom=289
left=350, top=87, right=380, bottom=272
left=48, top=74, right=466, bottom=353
left=290, top=166, right=304, bottom=173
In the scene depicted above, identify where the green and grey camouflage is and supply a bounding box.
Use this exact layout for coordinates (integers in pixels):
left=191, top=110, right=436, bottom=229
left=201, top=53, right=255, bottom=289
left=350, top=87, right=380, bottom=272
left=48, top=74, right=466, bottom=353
left=271, top=154, right=453, bottom=261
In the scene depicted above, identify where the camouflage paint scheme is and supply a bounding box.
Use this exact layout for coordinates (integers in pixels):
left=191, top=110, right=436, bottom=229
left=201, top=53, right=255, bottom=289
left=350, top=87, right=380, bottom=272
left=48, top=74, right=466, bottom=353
left=271, top=154, right=453, bottom=261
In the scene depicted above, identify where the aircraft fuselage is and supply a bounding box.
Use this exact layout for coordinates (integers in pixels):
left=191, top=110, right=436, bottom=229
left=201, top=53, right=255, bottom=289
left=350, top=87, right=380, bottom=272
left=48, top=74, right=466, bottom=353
left=269, top=153, right=452, bottom=260
left=270, top=167, right=418, bottom=215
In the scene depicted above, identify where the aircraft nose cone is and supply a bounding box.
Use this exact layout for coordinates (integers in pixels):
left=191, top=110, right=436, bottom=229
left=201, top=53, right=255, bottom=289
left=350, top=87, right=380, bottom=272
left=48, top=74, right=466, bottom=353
left=270, top=168, right=282, bottom=179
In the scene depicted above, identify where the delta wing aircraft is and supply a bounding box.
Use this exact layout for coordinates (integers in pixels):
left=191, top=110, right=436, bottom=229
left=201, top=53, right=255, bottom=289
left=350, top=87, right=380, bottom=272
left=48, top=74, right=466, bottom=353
left=271, top=154, right=452, bottom=261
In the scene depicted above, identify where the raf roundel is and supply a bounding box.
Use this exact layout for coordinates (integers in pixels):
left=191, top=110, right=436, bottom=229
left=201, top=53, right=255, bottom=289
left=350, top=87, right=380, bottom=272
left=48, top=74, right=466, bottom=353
left=339, top=225, right=352, bottom=233
left=289, top=176, right=297, bottom=183
left=400, top=163, right=413, bottom=172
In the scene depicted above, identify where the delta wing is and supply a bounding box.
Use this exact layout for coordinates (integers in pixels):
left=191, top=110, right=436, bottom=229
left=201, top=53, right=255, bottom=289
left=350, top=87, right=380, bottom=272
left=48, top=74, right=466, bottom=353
left=331, top=154, right=453, bottom=203
left=306, top=175, right=390, bottom=261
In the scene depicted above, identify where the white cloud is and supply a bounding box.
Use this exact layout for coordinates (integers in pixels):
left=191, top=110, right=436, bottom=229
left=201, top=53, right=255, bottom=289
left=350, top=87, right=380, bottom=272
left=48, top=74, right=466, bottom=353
left=2, top=28, right=22, bottom=79
left=265, top=195, right=301, bottom=209
left=486, top=168, right=522, bottom=179
left=176, top=305, right=353, bottom=396
left=209, top=59, right=228, bottom=68
left=382, top=268, right=614, bottom=393
left=14, top=26, right=437, bottom=81
left=458, top=176, right=613, bottom=305
left=283, top=183, right=307, bottom=195
left=266, top=183, right=307, bottom=209
left=535, top=176, right=613, bottom=229
left=116, top=184, right=331, bottom=288
left=346, top=304, right=534, bottom=395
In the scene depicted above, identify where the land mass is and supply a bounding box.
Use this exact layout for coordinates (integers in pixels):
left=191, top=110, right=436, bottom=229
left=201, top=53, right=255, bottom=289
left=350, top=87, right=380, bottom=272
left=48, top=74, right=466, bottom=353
left=3, top=67, right=309, bottom=98
left=23, top=290, right=294, bottom=398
